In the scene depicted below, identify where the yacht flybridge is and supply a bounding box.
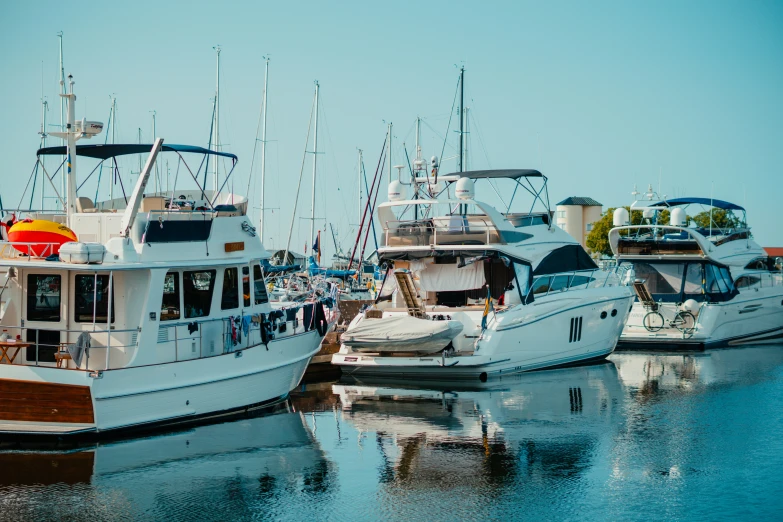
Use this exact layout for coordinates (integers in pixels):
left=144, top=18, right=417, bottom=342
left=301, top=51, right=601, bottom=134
left=332, top=169, right=634, bottom=380
left=610, top=193, right=783, bottom=350
left=0, top=76, right=332, bottom=437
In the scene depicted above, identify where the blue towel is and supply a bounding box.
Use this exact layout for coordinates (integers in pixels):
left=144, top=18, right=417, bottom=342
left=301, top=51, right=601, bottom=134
left=241, top=315, right=252, bottom=336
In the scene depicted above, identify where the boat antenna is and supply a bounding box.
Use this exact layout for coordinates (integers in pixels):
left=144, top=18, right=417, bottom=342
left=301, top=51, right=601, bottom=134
left=212, top=45, right=221, bottom=195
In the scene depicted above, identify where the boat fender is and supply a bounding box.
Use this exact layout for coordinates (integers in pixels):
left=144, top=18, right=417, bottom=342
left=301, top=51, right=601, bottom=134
left=314, top=302, right=328, bottom=337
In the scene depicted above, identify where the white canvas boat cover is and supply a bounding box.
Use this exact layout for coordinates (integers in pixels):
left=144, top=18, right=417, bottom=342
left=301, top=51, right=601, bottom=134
left=410, top=260, right=485, bottom=291
left=342, top=315, right=464, bottom=353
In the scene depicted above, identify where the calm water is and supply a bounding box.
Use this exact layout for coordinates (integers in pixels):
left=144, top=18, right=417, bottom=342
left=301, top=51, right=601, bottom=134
left=2, top=346, right=783, bottom=521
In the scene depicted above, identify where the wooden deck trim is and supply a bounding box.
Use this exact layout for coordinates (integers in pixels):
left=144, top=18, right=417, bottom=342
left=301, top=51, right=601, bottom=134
left=0, top=378, right=94, bottom=424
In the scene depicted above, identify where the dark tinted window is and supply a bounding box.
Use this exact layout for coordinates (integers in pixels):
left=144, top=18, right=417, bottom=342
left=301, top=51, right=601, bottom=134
left=221, top=267, right=239, bottom=310
left=184, top=270, right=216, bottom=318
left=27, top=274, right=61, bottom=322
left=531, top=276, right=552, bottom=295
left=74, top=275, right=115, bottom=323
left=161, top=272, right=180, bottom=321
left=253, top=264, right=269, bottom=305
left=242, top=266, right=251, bottom=307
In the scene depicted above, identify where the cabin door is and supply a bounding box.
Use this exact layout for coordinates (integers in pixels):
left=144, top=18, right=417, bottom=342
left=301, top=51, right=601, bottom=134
left=22, top=269, right=67, bottom=365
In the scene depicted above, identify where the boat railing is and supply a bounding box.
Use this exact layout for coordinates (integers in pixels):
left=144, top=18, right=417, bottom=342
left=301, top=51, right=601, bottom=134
left=0, top=325, right=139, bottom=372
left=526, top=269, right=622, bottom=300
left=736, top=271, right=783, bottom=291
left=0, top=242, right=61, bottom=261
left=383, top=216, right=503, bottom=248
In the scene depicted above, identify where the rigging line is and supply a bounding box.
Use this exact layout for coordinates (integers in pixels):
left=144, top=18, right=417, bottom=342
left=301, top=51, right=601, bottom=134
left=246, top=77, right=266, bottom=196
left=439, top=74, right=461, bottom=174
left=116, top=157, right=128, bottom=205
left=318, top=96, right=350, bottom=234
left=348, top=135, right=387, bottom=270
left=16, top=161, right=42, bottom=212
left=283, top=90, right=317, bottom=266
left=358, top=148, right=386, bottom=266
left=202, top=98, right=217, bottom=200
left=421, top=119, right=455, bottom=152
left=168, top=156, right=182, bottom=206
left=361, top=156, right=379, bottom=252
left=95, top=101, right=113, bottom=203
left=28, top=162, right=39, bottom=210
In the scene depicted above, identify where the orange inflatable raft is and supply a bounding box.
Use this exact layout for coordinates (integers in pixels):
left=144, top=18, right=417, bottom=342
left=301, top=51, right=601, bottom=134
left=7, top=219, right=77, bottom=257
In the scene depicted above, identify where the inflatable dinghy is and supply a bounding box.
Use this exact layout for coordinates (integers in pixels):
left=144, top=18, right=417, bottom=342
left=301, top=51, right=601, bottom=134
left=342, top=314, right=464, bottom=354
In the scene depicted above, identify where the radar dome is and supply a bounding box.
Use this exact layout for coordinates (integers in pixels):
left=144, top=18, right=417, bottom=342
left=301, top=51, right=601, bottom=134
left=613, top=208, right=629, bottom=227
left=670, top=207, right=686, bottom=227
left=455, top=177, right=475, bottom=200
left=682, top=299, right=700, bottom=314
left=642, top=208, right=655, bottom=220
left=387, top=180, right=406, bottom=202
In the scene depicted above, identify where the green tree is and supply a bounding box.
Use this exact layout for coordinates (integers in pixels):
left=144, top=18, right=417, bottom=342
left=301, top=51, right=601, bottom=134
left=586, top=208, right=619, bottom=257
left=690, top=209, right=742, bottom=229
left=585, top=207, right=673, bottom=257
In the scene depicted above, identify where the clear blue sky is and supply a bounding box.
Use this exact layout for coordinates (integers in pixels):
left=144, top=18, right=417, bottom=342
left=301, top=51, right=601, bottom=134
left=3, top=1, right=782, bottom=262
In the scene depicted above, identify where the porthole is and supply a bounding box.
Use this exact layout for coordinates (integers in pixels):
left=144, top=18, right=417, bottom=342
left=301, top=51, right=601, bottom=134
left=611, top=309, right=618, bottom=317
left=600, top=311, right=607, bottom=319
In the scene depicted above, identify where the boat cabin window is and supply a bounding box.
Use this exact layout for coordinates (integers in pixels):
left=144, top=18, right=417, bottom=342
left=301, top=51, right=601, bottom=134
left=253, top=264, right=269, bottom=305
left=161, top=272, right=181, bottom=321
left=531, top=276, right=552, bottom=295
left=683, top=263, right=703, bottom=295
left=242, top=266, right=251, bottom=307
left=633, top=262, right=684, bottom=294
left=184, top=270, right=216, bottom=318
left=221, top=267, right=239, bottom=310
left=26, top=274, right=61, bottom=322
left=736, top=275, right=761, bottom=289
left=74, top=274, right=115, bottom=323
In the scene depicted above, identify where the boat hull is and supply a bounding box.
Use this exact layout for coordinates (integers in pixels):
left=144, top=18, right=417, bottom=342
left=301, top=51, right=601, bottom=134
left=616, top=288, right=783, bottom=351
left=333, top=289, right=633, bottom=380
left=0, top=329, right=324, bottom=437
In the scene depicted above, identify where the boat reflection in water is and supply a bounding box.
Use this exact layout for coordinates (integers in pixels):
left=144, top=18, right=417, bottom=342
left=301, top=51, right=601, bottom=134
left=328, top=362, right=626, bottom=502
left=0, top=409, right=333, bottom=521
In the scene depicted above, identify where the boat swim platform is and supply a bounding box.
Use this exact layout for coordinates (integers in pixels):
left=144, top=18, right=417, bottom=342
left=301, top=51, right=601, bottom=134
left=0, top=420, right=97, bottom=435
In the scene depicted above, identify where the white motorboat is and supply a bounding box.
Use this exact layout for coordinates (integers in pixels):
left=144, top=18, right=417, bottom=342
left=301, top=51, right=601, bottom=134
left=341, top=314, right=464, bottom=353
left=332, top=169, right=634, bottom=380
left=610, top=193, right=783, bottom=350
left=0, top=77, right=333, bottom=437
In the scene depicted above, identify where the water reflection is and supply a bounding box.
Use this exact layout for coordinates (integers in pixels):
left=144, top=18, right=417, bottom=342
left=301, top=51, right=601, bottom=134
left=2, top=346, right=782, bottom=521
left=0, top=409, right=333, bottom=521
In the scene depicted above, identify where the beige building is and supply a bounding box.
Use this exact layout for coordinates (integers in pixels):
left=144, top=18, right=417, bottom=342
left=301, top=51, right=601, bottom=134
left=555, top=197, right=603, bottom=251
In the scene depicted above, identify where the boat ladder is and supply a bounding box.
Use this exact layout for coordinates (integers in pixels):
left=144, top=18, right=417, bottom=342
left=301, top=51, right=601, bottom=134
left=394, top=269, right=426, bottom=318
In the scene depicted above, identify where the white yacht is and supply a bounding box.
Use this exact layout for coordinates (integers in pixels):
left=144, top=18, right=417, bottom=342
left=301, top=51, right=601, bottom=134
left=0, top=77, right=332, bottom=437
left=332, top=169, right=634, bottom=380
left=610, top=195, right=783, bottom=350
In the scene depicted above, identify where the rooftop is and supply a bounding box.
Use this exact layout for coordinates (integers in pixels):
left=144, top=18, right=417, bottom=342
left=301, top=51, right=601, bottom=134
left=765, top=247, right=783, bottom=257
left=556, top=197, right=602, bottom=207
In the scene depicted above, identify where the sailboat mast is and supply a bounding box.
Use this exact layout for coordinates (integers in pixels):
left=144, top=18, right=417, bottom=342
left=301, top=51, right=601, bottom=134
left=458, top=65, right=464, bottom=173
left=39, top=94, right=48, bottom=210
left=309, top=80, right=319, bottom=247
left=151, top=110, right=158, bottom=193
left=259, top=56, right=269, bottom=238
left=108, top=96, right=117, bottom=202
left=464, top=106, right=469, bottom=171
left=213, top=46, right=221, bottom=194
left=357, top=149, right=363, bottom=229
left=57, top=32, right=66, bottom=209
left=387, top=122, right=393, bottom=183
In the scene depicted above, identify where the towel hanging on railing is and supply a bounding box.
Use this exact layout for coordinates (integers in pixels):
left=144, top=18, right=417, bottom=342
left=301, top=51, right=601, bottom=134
left=68, top=332, right=91, bottom=367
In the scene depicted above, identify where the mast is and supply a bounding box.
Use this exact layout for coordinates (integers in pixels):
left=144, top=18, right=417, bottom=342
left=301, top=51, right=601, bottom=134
left=259, top=56, right=269, bottom=238
left=213, top=45, right=221, bottom=194
left=151, top=110, right=158, bottom=193
left=357, top=149, right=363, bottom=228
left=309, top=80, right=319, bottom=248
left=57, top=32, right=67, bottom=209
left=387, top=122, right=393, bottom=183
left=458, top=65, right=464, bottom=173
left=464, top=106, right=469, bottom=171
left=39, top=84, right=48, bottom=210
